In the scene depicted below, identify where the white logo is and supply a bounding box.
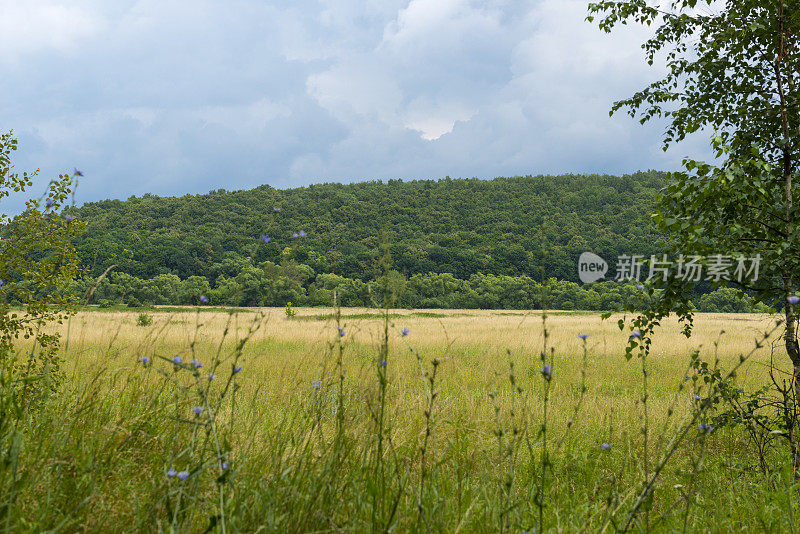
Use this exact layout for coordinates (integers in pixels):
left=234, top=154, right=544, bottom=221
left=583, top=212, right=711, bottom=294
left=578, top=252, right=608, bottom=283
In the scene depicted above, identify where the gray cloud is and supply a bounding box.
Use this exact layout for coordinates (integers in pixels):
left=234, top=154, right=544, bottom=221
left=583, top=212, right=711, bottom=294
left=1, top=0, right=711, bottom=212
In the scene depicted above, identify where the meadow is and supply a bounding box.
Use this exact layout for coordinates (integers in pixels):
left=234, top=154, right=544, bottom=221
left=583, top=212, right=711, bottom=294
left=8, top=307, right=800, bottom=532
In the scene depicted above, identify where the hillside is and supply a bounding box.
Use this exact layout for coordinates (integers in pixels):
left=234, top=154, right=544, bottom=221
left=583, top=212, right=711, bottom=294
left=73, top=171, right=666, bottom=283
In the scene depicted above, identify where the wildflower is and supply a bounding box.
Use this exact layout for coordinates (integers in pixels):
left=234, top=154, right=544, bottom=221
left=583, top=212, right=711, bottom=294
left=199, top=295, right=209, bottom=304
left=191, top=358, right=203, bottom=368
left=260, top=234, right=271, bottom=244
left=788, top=296, right=800, bottom=305
left=637, top=284, right=644, bottom=290
left=233, top=365, right=242, bottom=374
left=379, top=360, right=387, bottom=367
left=541, top=364, right=552, bottom=381
left=65, top=214, right=75, bottom=222
left=698, top=422, right=713, bottom=434
left=630, top=330, right=641, bottom=339
left=221, top=462, right=229, bottom=470
left=336, top=326, right=345, bottom=337
left=73, top=168, right=83, bottom=176
left=0, top=280, right=4, bottom=288
left=401, top=327, right=410, bottom=336
left=45, top=198, right=54, bottom=208
left=208, top=373, right=216, bottom=381
left=193, top=406, right=203, bottom=415
left=273, top=207, right=281, bottom=213
left=173, top=356, right=183, bottom=364
left=142, top=356, right=150, bottom=364
left=312, top=379, right=322, bottom=390
left=291, top=232, right=299, bottom=239
left=167, top=468, right=177, bottom=477
left=177, top=471, right=189, bottom=480
left=694, top=395, right=701, bottom=401
left=601, top=443, right=612, bottom=450
left=577, top=333, right=589, bottom=340
left=298, top=230, right=307, bottom=237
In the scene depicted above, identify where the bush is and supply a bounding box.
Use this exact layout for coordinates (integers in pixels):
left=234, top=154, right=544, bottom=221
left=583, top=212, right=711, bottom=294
left=136, top=313, right=153, bottom=327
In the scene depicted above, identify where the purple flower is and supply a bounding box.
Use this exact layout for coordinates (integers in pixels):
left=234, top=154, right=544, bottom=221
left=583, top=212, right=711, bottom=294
left=336, top=326, right=345, bottom=337
left=273, top=207, right=281, bottom=213
left=400, top=327, right=410, bottom=336
left=577, top=334, right=589, bottom=340
left=637, top=284, right=645, bottom=290
left=173, top=356, right=183, bottom=364
left=221, top=462, right=229, bottom=470
left=167, top=468, right=177, bottom=477
left=379, top=360, right=387, bottom=367
left=698, top=422, right=713, bottom=433
left=45, top=198, right=54, bottom=208
left=177, top=471, right=189, bottom=480
left=191, top=358, right=203, bottom=368
left=0, top=279, right=5, bottom=288
left=193, top=406, right=203, bottom=415
left=298, top=230, right=307, bottom=237
left=64, top=214, right=75, bottom=222
left=142, top=356, right=150, bottom=364
left=312, top=379, right=322, bottom=390
left=73, top=168, right=83, bottom=176
left=694, top=395, right=701, bottom=401
left=199, top=295, right=209, bottom=304
left=541, top=364, right=552, bottom=380
left=208, top=373, right=216, bottom=381
left=291, top=232, right=299, bottom=239
left=260, top=234, right=271, bottom=244
left=601, top=443, right=612, bottom=450
left=788, top=296, right=800, bottom=305
left=233, top=365, right=242, bottom=374
left=630, top=330, right=641, bottom=339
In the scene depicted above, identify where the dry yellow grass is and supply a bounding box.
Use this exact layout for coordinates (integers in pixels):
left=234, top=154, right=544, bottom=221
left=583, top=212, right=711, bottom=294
left=53, top=307, right=786, bottom=447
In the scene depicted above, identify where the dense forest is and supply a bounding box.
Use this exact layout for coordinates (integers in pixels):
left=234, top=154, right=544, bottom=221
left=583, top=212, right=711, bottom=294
left=54, top=171, right=764, bottom=311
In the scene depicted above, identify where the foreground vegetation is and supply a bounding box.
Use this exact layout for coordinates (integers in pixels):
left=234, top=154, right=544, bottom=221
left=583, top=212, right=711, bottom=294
left=5, top=307, right=798, bottom=531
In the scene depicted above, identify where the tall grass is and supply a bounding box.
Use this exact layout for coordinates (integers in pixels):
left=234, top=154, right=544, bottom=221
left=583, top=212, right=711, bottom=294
left=1, top=307, right=798, bottom=531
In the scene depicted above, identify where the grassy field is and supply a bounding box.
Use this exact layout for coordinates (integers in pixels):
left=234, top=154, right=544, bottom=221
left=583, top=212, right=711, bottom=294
left=7, top=307, right=800, bottom=532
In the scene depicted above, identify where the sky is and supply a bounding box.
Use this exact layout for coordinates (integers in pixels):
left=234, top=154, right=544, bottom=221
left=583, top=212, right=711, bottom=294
left=1, top=0, right=712, bottom=210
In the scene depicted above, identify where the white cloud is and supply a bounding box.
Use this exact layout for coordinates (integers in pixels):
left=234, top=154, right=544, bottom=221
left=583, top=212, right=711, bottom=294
left=0, top=0, right=713, bottom=212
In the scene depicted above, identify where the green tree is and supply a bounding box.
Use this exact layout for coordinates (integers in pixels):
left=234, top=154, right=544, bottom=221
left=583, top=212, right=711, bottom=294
left=588, top=0, right=800, bottom=387
left=0, top=131, right=83, bottom=376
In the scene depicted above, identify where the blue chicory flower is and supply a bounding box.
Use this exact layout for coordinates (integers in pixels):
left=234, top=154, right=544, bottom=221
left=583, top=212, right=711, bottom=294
left=541, top=365, right=552, bottom=380
left=167, top=468, right=177, bottom=477
left=193, top=406, right=203, bottom=415
left=177, top=471, right=189, bottom=480
left=401, top=327, right=410, bottom=336
left=578, top=334, right=589, bottom=340
left=601, top=443, right=612, bottom=450
left=173, top=356, right=183, bottom=364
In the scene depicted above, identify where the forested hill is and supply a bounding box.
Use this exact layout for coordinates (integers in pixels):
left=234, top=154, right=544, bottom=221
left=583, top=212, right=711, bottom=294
left=73, top=171, right=666, bottom=283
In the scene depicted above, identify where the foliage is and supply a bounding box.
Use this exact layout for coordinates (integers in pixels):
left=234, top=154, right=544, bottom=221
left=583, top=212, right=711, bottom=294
left=0, top=130, right=84, bottom=377
left=137, top=312, right=153, bottom=327
left=69, top=172, right=667, bottom=284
